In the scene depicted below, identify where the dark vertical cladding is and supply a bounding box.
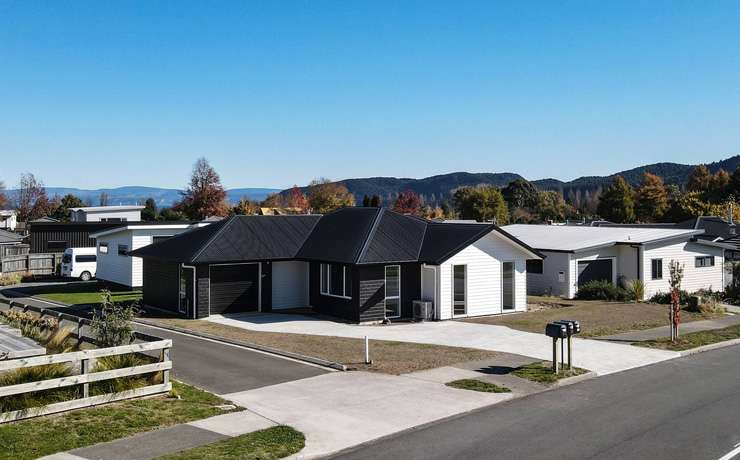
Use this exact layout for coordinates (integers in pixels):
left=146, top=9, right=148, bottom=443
left=29, top=222, right=123, bottom=253
left=142, top=259, right=180, bottom=314
left=357, top=263, right=421, bottom=322
left=261, top=262, right=272, bottom=312
left=308, top=261, right=359, bottom=322
left=196, top=265, right=210, bottom=319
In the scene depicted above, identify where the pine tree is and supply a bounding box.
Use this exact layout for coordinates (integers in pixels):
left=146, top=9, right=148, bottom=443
left=597, top=176, right=635, bottom=223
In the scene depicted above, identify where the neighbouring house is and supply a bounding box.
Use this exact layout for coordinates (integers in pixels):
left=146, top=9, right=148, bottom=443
left=0, top=211, right=17, bottom=232
left=29, top=221, right=123, bottom=253
left=503, top=224, right=724, bottom=300
left=130, top=207, right=543, bottom=322
left=0, top=229, right=25, bottom=259
left=70, top=205, right=145, bottom=223
left=90, top=222, right=210, bottom=288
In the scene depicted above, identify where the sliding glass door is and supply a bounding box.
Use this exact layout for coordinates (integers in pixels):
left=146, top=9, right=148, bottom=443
left=453, top=265, right=466, bottom=316
left=385, top=265, right=401, bottom=318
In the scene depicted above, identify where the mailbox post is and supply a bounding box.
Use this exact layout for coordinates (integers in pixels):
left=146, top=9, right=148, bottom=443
left=545, top=323, right=568, bottom=373
left=553, top=320, right=581, bottom=369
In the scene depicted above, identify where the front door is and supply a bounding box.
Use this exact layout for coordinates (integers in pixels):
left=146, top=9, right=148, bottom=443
left=384, top=265, right=401, bottom=318
left=502, top=262, right=515, bottom=310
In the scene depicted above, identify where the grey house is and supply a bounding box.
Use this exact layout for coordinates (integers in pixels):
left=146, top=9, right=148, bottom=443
left=131, top=207, right=542, bottom=323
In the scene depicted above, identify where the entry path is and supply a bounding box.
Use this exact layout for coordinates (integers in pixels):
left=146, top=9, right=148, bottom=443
left=206, top=313, right=679, bottom=376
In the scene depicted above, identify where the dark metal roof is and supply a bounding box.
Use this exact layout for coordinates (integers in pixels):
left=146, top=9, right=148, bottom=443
left=132, top=208, right=542, bottom=265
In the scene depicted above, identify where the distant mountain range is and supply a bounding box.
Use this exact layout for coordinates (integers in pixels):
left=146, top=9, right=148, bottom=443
left=282, top=154, right=740, bottom=205
left=6, top=186, right=281, bottom=207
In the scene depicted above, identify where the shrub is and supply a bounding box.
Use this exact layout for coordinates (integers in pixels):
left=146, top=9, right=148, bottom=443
left=625, top=279, right=645, bottom=302
left=90, top=290, right=138, bottom=347
left=650, top=290, right=691, bottom=305
left=91, top=353, right=160, bottom=395
left=0, top=273, right=22, bottom=286
left=0, top=363, right=77, bottom=412
left=575, top=280, right=629, bottom=301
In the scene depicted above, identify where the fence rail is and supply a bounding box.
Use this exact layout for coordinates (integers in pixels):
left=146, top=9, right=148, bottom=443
left=0, top=299, right=172, bottom=423
left=0, top=244, right=29, bottom=258
left=0, top=252, right=62, bottom=275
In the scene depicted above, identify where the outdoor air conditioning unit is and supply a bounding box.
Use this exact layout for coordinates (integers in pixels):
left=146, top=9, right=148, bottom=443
left=413, top=300, right=434, bottom=322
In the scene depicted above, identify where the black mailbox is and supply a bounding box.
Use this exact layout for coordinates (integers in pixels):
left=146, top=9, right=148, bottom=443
left=553, top=320, right=574, bottom=336
left=545, top=322, right=568, bottom=339
left=556, top=320, right=581, bottom=335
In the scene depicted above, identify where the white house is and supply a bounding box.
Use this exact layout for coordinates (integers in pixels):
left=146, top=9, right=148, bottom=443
left=502, top=224, right=724, bottom=299
left=91, top=222, right=209, bottom=288
left=70, top=205, right=145, bottom=223
left=0, top=210, right=17, bottom=231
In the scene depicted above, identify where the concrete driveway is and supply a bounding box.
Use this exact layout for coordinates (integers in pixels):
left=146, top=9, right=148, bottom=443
left=206, top=313, right=679, bottom=376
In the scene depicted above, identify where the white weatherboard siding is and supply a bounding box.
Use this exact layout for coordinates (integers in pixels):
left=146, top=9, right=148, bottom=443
left=438, top=231, right=529, bottom=320
left=526, top=250, right=570, bottom=297
left=642, top=241, right=724, bottom=298
left=271, top=261, right=309, bottom=309
left=96, top=231, right=135, bottom=286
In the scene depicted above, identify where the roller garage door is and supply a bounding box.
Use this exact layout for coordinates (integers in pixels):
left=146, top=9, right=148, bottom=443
left=577, top=259, right=613, bottom=287
left=209, top=264, right=259, bottom=314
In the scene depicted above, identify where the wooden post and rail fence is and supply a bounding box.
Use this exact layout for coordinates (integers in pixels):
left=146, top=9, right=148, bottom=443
left=0, top=245, right=63, bottom=276
left=0, top=298, right=172, bottom=423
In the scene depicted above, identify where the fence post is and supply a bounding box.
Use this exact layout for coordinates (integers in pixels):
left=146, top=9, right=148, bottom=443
left=80, top=358, right=89, bottom=398
left=161, top=347, right=170, bottom=386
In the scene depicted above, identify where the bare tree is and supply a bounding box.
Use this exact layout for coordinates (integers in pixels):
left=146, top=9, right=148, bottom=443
left=174, top=158, right=229, bottom=220
left=15, top=173, right=49, bottom=221
left=0, top=180, right=7, bottom=209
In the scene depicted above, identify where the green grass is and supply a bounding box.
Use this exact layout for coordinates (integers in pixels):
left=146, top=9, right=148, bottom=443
left=156, top=426, right=305, bottom=460
left=635, top=324, right=740, bottom=351
left=511, top=361, right=589, bottom=384
left=38, top=289, right=141, bottom=307
left=445, top=379, right=511, bottom=393
left=0, top=381, right=241, bottom=460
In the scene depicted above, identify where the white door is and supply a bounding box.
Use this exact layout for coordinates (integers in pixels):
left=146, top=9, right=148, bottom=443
left=272, top=261, right=309, bottom=309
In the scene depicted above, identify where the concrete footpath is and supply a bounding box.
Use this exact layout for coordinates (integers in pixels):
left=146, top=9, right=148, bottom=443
left=599, top=313, right=740, bottom=342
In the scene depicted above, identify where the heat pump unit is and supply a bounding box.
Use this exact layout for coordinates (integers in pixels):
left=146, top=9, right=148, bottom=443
left=413, top=300, right=434, bottom=322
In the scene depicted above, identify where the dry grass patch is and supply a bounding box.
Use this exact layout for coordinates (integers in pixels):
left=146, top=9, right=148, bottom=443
left=463, top=296, right=721, bottom=337
left=147, top=318, right=497, bottom=375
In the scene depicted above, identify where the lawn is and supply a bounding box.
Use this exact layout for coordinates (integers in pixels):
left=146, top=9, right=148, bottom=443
left=446, top=379, right=511, bottom=393
left=29, top=282, right=142, bottom=307
left=463, top=296, right=721, bottom=337
left=511, top=361, right=588, bottom=384
left=156, top=426, right=305, bottom=460
left=146, top=318, right=498, bottom=375
left=635, top=324, right=740, bottom=351
left=0, top=381, right=240, bottom=460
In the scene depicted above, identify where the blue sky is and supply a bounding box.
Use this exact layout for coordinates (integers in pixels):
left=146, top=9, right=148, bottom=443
left=1, top=1, right=740, bottom=190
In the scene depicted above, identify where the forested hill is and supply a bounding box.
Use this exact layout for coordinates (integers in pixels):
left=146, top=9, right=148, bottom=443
left=287, top=154, right=740, bottom=205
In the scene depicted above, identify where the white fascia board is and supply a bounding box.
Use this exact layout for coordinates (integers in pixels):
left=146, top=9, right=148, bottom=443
left=90, top=224, right=193, bottom=239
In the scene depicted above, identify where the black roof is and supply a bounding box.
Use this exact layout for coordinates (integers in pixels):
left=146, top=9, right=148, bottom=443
left=131, top=208, right=542, bottom=265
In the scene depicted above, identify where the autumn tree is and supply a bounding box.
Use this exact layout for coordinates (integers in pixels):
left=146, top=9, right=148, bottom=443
left=52, top=193, right=84, bottom=221
left=15, top=173, right=50, bottom=221
left=597, top=175, right=635, bottom=223
left=286, top=185, right=309, bottom=212
left=99, top=192, right=109, bottom=206
left=261, top=193, right=285, bottom=208
left=392, top=190, right=422, bottom=215
left=453, top=186, right=509, bottom=224
left=175, top=158, right=229, bottom=220
left=635, top=172, right=669, bottom=222
left=687, top=165, right=712, bottom=193
left=142, top=198, right=158, bottom=221
left=707, top=169, right=731, bottom=202
left=0, top=181, right=7, bottom=209
left=232, top=198, right=258, bottom=215
left=307, top=178, right=355, bottom=214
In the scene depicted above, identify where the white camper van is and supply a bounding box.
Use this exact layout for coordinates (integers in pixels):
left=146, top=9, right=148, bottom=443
left=60, top=247, right=97, bottom=281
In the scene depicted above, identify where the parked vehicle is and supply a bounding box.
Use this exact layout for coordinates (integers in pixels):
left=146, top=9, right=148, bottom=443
left=60, top=247, right=97, bottom=281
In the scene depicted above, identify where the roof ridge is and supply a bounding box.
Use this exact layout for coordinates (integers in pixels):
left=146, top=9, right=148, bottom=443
left=190, top=216, right=235, bottom=263
left=355, top=207, right=384, bottom=264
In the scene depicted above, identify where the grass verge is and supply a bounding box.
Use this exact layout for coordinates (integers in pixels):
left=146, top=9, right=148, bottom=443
left=37, top=287, right=141, bottom=307
left=446, top=379, right=511, bottom=393
left=156, top=426, right=305, bottom=460
left=464, top=296, right=721, bottom=337
left=634, top=324, right=740, bottom=351
left=146, top=318, right=497, bottom=375
left=511, top=361, right=588, bottom=384
left=0, top=380, right=240, bottom=460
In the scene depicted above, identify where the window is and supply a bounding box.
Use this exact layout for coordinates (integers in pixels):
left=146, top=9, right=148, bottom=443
left=695, top=256, right=715, bottom=268
left=526, top=259, right=543, bottom=274
left=651, top=259, right=663, bottom=280
left=75, top=254, right=96, bottom=263
left=99, top=243, right=109, bottom=254
left=320, top=263, right=351, bottom=298
left=101, top=217, right=125, bottom=222
left=48, top=241, right=67, bottom=252
left=118, top=244, right=129, bottom=256
left=453, top=264, right=466, bottom=316
left=385, top=265, right=401, bottom=318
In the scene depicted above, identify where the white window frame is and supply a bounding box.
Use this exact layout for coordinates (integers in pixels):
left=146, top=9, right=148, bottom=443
left=99, top=243, right=109, bottom=254
left=452, top=264, right=467, bottom=317
left=320, top=263, right=352, bottom=299
left=695, top=256, right=715, bottom=268
left=384, top=265, right=401, bottom=319
left=651, top=258, right=663, bottom=280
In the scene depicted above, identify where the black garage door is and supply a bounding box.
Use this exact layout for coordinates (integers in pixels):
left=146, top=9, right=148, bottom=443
left=577, top=259, right=613, bottom=287
left=210, top=264, right=259, bottom=314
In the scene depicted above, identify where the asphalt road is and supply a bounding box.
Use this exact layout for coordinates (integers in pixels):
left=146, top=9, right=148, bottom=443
left=1, top=287, right=327, bottom=395
left=336, top=345, right=740, bottom=460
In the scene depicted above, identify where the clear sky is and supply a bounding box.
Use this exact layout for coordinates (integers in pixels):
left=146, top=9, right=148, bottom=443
left=1, top=0, right=740, bottom=190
